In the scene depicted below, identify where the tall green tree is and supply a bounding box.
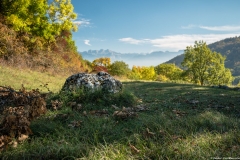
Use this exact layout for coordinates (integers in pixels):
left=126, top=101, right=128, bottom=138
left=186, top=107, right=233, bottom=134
left=109, top=61, right=130, bottom=76
left=208, top=56, right=234, bottom=85
left=48, top=0, right=78, bottom=32
left=182, top=41, right=233, bottom=86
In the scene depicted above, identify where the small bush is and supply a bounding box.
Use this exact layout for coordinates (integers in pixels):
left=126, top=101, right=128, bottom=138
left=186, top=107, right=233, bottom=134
left=50, top=88, right=138, bottom=111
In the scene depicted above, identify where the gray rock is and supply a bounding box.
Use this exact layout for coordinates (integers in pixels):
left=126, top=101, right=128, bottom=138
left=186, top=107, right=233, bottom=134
left=62, top=71, right=122, bottom=93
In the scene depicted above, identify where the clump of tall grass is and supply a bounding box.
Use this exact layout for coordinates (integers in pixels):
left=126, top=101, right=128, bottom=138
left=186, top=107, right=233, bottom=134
left=50, top=87, right=138, bottom=111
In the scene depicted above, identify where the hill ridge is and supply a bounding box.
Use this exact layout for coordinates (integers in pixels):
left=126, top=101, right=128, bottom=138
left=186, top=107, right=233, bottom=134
left=165, top=36, right=240, bottom=76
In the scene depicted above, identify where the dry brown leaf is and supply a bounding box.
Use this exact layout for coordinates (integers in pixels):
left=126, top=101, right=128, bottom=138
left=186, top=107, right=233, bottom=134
left=188, top=100, right=199, bottom=104
left=143, top=128, right=155, bottom=139
left=55, top=113, right=69, bottom=119
left=129, top=143, right=140, bottom=154
left=0, top=135, right=13, bottom=151
left=113, top=111, right=127, bottom=118
left=134, top=105, right=149, bottom=111
left=12, top=141, right=18, bottom=148
left=58, top=140, right=69, bottom=145
left=90, top=110, right=108, bottom=116
left=69, top=101, right=77, bottom=106
left=68, top=120, right=82, bottom=128
left=89, top=110, right=96, bottom=114
left=18, top=134, right=28, bottom=142
left=51, top=100, right=63, bottom=110
left=6, top=115, right=17, bottom=124
left=172, top=109, right=187, bottom=117
left=69, top=101, right=80, bottom=111
left=159, top=130, right=166, bottom=135
left=137, top=99, right=143, bottom=103
left=172, top=135, right=182, bottom=141
left=76, top=104, right=83, bottom=110
left=231, top=145, right=239, bottom=151
left=68, top=124, right=74, bottom=128
left=113, top=109, right=138, bottom=120
left=111, top=104, right=119, bottom=110
left=146, top=128, right=155, bottom=136
left=122, top=107, right=132, bottom=112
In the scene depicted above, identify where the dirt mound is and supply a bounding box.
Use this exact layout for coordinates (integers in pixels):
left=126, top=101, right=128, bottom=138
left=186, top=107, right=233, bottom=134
left=0, top=86, right=47, bottom=151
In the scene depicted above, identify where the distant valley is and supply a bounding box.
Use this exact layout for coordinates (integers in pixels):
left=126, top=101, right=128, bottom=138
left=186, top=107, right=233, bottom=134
left=80, top=49, right=184, bottom=68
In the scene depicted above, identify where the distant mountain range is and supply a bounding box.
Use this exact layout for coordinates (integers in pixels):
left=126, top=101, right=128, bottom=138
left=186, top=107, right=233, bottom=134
left=80, top=49, right=184, bottom=68
left=79, top=36, right=240, bottom=76
left=166, top=36, right=240, bottom=76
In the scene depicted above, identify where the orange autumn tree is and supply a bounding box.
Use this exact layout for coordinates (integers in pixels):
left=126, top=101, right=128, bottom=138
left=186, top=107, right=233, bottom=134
left=92, top=57, right=111, bottom=73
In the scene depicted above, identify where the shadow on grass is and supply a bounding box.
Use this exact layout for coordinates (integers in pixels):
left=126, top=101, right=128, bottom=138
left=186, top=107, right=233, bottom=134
left=1, top=81, right=240, bottom=159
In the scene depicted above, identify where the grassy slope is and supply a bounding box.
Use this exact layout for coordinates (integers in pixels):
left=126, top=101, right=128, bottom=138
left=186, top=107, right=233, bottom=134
left=0, top=66, right=67, bottom=93
left=0, top=67, right=240, bottom=159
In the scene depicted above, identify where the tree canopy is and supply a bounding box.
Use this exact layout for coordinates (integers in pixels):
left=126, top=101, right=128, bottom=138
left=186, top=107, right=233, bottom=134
left=155, top=63, right=182, bottom=80
left=0, top=0, right=91, bottom=75
left=0, top=0, right=77, bottom=42
left=129, top=66, right=156, bottom=80
left=109, top=61, right=130, bottom=76
left=92, top=57, right=111, bottom=68
left=181, top=41, right=233, bottom=86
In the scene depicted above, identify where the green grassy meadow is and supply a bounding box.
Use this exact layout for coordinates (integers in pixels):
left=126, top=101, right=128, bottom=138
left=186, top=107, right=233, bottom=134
left=0, top=66, right=67, bottom=93
left=0, top=67, right=240, bottom=159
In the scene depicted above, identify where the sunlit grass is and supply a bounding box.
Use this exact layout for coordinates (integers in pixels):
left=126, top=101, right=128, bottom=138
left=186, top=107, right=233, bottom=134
left=0, top=66, right=67, bottom=92
left=0, top=68, right=240, bottom=159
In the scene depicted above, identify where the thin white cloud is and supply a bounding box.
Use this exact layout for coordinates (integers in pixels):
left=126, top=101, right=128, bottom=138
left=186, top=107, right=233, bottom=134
left=119, top=37, right=145, bottom=45
left=84, top=40, right=91, bottom=46
left=200, top=25, right=240, bottom=31
left=181, top=24, right=196, bottom=29
left=119, top=34, right=240, bottom=51
left=73, top=18, right=91, bottom=27
left=182, top=24, right=240, bottom=31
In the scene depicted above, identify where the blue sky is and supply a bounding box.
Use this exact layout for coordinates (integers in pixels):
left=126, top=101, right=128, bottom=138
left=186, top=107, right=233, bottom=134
left=71, top=0, right=240, bottom=53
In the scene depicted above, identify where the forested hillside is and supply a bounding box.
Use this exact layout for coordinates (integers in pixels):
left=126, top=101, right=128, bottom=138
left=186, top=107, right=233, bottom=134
left=208, top=36, right=240, bottom=76
left=166, top=36, right=240, bottom=76
left=0, top=0, right=90, bottom=75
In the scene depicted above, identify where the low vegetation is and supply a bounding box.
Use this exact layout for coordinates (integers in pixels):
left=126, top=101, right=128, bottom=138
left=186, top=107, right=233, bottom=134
left=0, top=1, right=239, bottom=159
left=90, top=42, right=234, bottom=86
left=0, top=70, right=239, bottom=159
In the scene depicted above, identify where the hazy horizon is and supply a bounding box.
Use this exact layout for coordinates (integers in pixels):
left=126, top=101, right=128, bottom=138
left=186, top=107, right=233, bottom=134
left=80, top=49, right=184, bottom=68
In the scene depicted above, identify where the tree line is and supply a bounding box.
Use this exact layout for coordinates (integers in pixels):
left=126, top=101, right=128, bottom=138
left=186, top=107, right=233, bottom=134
left=89, top=41, right=233, bottom=86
